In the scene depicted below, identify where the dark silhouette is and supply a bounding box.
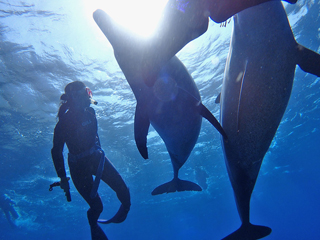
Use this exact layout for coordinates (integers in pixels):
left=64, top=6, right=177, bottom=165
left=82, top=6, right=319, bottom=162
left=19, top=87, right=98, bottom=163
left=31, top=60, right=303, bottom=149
left=51, top=81, right=131, bottom=240
left=0, top=194, right=19, bottom=228
left=93, top=10, right=227, bottom=196
left=218, top=2, right=320, bottom=239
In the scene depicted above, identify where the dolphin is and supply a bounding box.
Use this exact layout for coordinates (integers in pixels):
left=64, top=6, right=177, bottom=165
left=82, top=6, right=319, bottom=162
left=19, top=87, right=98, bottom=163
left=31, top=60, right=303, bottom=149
left=218, top=2, right=320, bottom=239
left=93, top=9, right=227, bottom=195
left=92, top=0, right=300, bottom=88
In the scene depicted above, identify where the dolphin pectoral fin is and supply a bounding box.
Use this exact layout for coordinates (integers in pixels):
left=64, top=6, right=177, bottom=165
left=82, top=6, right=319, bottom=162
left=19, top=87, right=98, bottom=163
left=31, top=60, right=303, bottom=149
left=134, top=103, right=150, bottom=159
left=222, top=223, right=271, bottom=240
left=151, top=178, right=202, bottom=195
left=198, top=103, right=228, bottom=139
left=177, top=87, right=227, bottom=138
left=215, top=93, right=221, bottom=104
left=296, top=44, right=320, bottom=77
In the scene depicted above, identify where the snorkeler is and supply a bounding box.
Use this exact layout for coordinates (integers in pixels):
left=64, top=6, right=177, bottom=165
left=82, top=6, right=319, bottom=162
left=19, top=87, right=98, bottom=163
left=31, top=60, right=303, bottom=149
left=51, top=81, right=131, bottom=240
left=0, top=193, right=19, bottom=228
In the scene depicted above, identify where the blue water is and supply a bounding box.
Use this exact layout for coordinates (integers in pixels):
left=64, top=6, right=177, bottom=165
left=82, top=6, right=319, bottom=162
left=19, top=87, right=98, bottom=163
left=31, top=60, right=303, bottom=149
left=0, top=0, right=319, bottom=239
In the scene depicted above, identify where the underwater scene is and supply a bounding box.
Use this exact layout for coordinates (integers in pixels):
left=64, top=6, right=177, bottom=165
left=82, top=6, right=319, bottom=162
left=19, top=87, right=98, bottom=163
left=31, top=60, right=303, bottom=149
left=0, top=0, right=319, bottom=239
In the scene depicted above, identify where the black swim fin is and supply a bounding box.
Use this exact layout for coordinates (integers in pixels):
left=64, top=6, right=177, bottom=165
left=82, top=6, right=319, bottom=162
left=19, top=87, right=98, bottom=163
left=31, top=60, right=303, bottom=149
left=98, top=204, right=129, bottom=224
left=222, top=223, right=271, bottom=240
left=151, top=178, right=202, bottom=195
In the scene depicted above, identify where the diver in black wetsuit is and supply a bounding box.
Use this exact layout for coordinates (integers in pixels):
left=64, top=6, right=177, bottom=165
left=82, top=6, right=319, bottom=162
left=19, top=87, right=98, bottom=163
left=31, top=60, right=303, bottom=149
left=0, top=194, right=19, bottom=228
left=51, top=81, right=130, bottom=240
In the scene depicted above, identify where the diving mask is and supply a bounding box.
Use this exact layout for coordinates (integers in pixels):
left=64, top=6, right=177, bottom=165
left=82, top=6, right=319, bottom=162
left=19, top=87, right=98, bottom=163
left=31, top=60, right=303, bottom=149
left=69, top=87, right=98, bottom=105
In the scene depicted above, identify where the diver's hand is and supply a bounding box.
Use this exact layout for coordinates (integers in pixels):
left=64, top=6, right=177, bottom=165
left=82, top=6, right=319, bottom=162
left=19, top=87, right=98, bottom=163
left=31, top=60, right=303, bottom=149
left=98, top=204, right=130, bottom=224
left=60, top=177, right=70, bottom=192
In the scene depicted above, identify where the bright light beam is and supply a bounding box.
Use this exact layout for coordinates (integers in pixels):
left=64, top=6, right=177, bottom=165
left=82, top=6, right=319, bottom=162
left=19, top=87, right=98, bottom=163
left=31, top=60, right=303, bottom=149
left=84, top=0, right=169, bottom=37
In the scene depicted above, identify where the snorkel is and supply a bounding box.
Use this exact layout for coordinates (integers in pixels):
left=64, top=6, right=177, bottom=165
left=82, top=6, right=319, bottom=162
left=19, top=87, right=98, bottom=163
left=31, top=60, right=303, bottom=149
left=86, top=87, right=98, bottom=105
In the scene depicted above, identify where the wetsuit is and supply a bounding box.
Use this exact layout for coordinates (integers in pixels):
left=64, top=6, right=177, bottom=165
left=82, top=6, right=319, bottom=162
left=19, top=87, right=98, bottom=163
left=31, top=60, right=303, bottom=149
left=51, top=107, right=130, bottom=240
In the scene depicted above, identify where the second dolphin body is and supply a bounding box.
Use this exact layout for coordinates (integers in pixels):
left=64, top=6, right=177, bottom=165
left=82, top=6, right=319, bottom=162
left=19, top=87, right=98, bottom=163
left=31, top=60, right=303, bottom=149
left=93, top=9, right=226, bottom=195
left=219, top=2, right=320, bottom=239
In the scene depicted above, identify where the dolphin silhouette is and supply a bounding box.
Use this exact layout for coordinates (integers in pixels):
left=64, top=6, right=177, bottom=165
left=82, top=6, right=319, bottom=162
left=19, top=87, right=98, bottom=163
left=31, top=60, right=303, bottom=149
left=218, top=2, right=320, bottom=239
left=93, top=9, right=227, bottom=195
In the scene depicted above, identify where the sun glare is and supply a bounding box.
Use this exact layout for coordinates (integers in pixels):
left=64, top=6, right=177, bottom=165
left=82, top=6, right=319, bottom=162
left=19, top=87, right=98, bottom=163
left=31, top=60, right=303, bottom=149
left=84, top=0, right=169, bottom=37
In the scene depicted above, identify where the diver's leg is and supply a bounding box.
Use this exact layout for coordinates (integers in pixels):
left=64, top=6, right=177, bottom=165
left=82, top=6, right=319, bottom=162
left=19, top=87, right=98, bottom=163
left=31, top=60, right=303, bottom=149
left=101, top=157, right=131, bottom=210
left=87, top=207, right=109, bottom=240
left=69, top=161, right=108, bottom=240
left=9, top=206, right=19, bottom=219
left=4, top=211, right=16, bottom=228
left=206, top=0, right=297, bottom=23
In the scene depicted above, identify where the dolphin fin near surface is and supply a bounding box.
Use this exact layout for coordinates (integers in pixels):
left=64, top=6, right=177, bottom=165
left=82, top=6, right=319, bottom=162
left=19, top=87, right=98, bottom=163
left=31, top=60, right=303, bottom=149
left=296, top=44, right=320, bottom=77
left=134, top=103, right=150, bottom=159
left=222, top=223, right=271, bottom=240
left=151, top=178, right=202, bottom=195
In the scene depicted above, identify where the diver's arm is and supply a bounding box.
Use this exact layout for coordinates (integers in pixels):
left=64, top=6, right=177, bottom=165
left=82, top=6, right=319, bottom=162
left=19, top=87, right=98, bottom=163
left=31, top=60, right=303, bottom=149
left=51, top=121, right=67, bottom=179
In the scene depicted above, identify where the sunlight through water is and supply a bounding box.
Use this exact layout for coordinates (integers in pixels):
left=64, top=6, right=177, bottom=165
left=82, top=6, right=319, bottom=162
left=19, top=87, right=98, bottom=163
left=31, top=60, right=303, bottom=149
left=84, top=0, right=169, bottom=37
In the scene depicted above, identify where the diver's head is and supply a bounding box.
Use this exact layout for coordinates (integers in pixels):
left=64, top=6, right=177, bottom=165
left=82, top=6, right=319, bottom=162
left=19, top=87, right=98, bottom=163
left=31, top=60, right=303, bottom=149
left=61, top=81, right=97, bottom=110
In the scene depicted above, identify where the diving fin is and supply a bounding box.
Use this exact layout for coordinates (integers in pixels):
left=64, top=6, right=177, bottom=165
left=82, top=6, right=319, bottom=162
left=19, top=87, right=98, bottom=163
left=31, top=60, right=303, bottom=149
left=98, top=204, right=129, bottom=224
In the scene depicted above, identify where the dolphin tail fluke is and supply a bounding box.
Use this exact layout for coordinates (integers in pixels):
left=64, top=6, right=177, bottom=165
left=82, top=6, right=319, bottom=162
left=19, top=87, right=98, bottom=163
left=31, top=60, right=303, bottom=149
left=222, top=223, right=271, bottom=240
left=151, top=178, right=202, bottom=195
left=296, top=44, right=320, bottom=77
